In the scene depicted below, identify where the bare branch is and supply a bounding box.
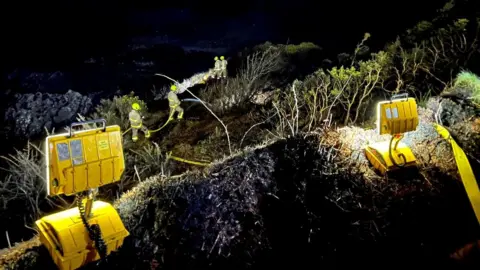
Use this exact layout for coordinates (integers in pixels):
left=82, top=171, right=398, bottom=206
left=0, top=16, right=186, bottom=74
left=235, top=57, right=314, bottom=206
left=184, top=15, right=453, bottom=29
left=240, top=113, right=278, bottom=148
left=155, top=73, right=232, bottom=155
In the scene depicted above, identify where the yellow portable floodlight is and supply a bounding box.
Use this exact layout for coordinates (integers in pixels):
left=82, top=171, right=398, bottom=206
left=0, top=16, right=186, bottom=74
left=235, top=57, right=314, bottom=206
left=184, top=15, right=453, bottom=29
left=364, top=93, right=419, bottom=175
left=35, top=119, right=129, bottom=270
left=44, top=119, right=125, bottom=196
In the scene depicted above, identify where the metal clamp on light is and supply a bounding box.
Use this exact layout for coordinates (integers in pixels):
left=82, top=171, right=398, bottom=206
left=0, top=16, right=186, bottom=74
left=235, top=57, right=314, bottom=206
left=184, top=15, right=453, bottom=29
left=68, top=119, right=107, bottom=137
left=389, top=92, right=409, bottom=102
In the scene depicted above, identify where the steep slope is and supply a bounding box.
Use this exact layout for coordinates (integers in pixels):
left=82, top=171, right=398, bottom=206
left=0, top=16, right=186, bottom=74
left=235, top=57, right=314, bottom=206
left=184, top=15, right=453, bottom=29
left=2, top=93, right=479, bottom=269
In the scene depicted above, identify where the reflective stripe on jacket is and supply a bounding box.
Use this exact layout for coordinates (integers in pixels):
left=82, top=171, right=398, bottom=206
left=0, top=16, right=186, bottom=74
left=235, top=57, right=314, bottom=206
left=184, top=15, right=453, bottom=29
left=168, top=91, right=180, bottom=108
left=220, top=59, right=228, bottom=69
left=214, top=60, right=221, bottom=70
left=129, top=110, right=143, bottom=128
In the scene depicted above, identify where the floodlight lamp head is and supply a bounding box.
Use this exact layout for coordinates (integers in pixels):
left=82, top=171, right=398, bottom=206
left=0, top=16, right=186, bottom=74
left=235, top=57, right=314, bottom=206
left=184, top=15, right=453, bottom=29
left=375, top=96, right=419, bottom=136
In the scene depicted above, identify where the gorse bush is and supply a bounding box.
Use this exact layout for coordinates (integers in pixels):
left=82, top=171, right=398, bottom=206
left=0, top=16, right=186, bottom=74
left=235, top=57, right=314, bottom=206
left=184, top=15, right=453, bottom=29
left=301, top=70, right=338, bottom=131
left=271, top=85, right=301, bottom=138
left=270, top=15, right=479, bottom=133
left=254, top=42, right=321, bottom=58
left=283, top=42, right=322, bottom=55
left=201, top=48, right=282, bottom=114
left=271, top=33, right=390, bottom=133
left=453, top=71, right=480, bottom=105
left=254, top=41, right=323, bottom=81
left=329, top=50, right=390, bottom=125
left=90, top=92, right=148, bottom=130
left=388, top=17, right=479, bottom=97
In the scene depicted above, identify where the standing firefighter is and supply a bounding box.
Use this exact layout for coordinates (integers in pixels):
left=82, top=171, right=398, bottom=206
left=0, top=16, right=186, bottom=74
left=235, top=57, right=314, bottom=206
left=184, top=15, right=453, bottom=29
left=213, top=56, right=221, bottom=79
left=220, top=56, right=228, bottom=78
left=168, top=85, right=184, bottom=120
left=129, top=103, right=150, bottom=142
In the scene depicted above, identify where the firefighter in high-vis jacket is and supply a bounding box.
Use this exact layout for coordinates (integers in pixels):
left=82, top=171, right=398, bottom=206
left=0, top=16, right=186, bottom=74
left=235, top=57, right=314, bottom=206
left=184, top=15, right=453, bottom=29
left=213, top=56, right=221, bottom=79
left=220, top=56, right=228, bottom=78
left=129, top=103, right=150, bottom=142
left=168, top=85, right=184, bottom=120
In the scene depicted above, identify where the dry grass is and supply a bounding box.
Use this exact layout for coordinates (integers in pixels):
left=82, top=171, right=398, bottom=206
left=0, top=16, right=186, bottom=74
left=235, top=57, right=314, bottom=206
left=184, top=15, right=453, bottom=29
left=328, top=107, right=459, bottom=180
left=0, top=237, right=41, bottom=268
left=200, top=49, right=282, bottom=115
left=3, top=130, right=480, bottom=269
left=108, top=134, right=477, bottom=269
left=128, top=142, right=168, bottom=180
left=0, top=142, right=51, bottom=221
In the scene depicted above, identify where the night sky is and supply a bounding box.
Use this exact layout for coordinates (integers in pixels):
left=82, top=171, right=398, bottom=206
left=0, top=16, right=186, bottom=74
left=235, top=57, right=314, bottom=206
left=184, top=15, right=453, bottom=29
left=2, top=0, right=446, bottom=70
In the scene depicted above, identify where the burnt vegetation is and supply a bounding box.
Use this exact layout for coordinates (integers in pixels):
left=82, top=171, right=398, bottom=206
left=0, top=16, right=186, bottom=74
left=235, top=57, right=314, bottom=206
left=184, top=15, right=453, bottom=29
left=1, top=0, right=480, bottom=269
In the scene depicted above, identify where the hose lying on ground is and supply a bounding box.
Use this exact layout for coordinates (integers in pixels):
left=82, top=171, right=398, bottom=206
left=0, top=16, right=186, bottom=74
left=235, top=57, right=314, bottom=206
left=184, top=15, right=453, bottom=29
left=167, top=152, right=210, bottom=167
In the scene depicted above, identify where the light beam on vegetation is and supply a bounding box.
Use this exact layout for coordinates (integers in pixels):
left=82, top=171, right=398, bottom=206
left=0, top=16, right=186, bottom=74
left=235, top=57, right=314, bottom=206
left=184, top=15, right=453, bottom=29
left=154, top=73, right=232, bottom=155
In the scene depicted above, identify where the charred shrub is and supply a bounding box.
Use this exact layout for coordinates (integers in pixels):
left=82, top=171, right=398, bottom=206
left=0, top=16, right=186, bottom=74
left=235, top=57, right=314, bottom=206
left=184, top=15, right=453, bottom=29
left=113, top=148, right=278, bottom=270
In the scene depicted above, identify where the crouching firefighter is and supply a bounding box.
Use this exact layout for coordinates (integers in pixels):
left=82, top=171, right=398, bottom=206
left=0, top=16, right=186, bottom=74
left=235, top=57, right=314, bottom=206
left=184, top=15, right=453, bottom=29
left=168, top=85, right=184, bottom=120
left=129, top=103, right=150, bottom=142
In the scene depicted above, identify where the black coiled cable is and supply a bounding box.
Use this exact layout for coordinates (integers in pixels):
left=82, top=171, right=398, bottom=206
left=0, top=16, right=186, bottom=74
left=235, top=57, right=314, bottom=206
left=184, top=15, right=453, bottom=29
left=76, top=194, right=108, bottom=261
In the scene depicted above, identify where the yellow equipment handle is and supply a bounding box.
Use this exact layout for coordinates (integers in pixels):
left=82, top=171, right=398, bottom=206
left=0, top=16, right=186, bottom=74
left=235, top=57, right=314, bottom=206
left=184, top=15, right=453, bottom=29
left=433, top=123, right=480, bottom=225
left=69, top=119, right=107, bottom=137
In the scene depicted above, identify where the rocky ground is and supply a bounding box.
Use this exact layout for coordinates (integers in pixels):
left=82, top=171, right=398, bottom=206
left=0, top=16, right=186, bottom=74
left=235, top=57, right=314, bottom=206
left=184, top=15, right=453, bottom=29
left=1, top=43, right=220, bottom=145
left=3, top=90, right=93, bottom=139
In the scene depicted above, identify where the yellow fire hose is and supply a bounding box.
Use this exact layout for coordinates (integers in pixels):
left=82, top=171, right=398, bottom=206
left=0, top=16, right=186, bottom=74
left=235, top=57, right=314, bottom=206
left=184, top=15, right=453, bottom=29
left=121, top=127, right=131, bottom=136
left=433, top=123, right=480, bottom=225
left=122, top=110, right=176, bottom=136
left=166, top=151, right=211, bottom=166
left=121, top=126, right=210, bottom=166
left=121, top=109, right=210, bottom=166
left=148, top=117, right=173, bottom=133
